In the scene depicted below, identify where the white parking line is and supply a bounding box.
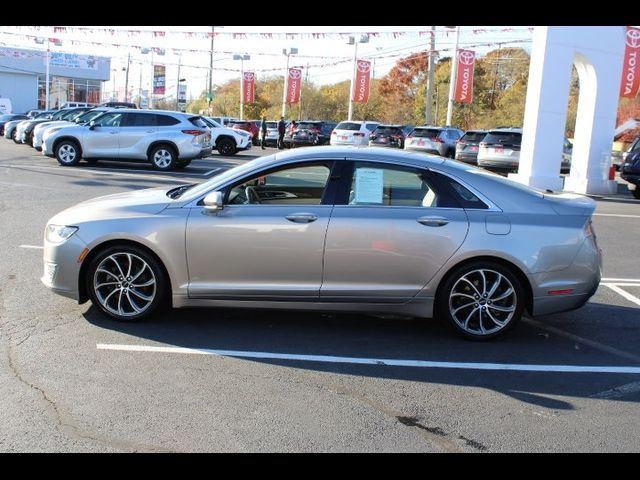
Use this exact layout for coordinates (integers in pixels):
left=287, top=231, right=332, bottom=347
left=594, top=213, right=640, bottom=219
left=602, top=283, right=640, bottom=307
left=602, top=278, right=640, bottom=282
left=19, top=245, right=43, bottom=249
left=204, top=168, right=221, bottom=176
left=96, top=343, right=640, bottom=374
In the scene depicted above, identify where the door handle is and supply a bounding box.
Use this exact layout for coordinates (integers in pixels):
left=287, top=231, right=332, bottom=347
left=109, top=131, right=118, bottom=134
left=285, top=213, right=318, bottom=223
left=417, top=216, right=450, bottom=227
left=145, top=130, right=154, bottom=133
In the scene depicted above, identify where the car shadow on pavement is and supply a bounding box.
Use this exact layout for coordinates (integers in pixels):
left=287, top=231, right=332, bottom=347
left=83, top=300, right=640, bottom=410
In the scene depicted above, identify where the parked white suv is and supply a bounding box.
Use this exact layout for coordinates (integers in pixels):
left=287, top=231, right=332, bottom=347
left=42, top=109, right=212, bottom=171
left=330, top=120, right=380, bottom=146
left=202, top=117, right=252, bottom=156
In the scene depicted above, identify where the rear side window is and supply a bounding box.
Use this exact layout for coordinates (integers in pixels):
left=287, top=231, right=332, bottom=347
left=484, top=132, right=522, bottom=145
left=156, top=115, right=180, bottom=126
left=411, top=128, right=440, bottom=139
left=461, top=131, right=486, bottom=143
left=336, top=122, right=362, bottom=131
left=123, top=113, right=156, bottom=127
left=436, top=174, right=488, bottom=209
left=189, top=117, right=209, bottom=129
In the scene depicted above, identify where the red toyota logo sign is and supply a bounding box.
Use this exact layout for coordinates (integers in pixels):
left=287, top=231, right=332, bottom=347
left=287, top=68, right=302, bottom=104
left=357, top=60, right=371, bottom=73
left=289, top=69, right=302, bottom=80
left=458, top=50, right=475, bottom=66
left=621, top=26, right=640, bottom=98
left=243, top=72, right=254, bottom=81
left=626, top=28, right=640, bottom=48
left=353, top=59, right=371, bottom=103
left=454, top=50, right=476, bottom=104
left=243, top=71, right=255, bottom=104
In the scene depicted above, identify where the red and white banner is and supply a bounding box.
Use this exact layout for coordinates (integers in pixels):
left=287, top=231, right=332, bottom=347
left=287, top=68, right=302, bottom=104
left=620, top=26, right=640, bottom=98
left=243, top=72, right=255, bottom=104
left=353, top=59, right=372, bottom=103
left=454, top=50, right=476, bottom=104
left=153, top=64, right=166, bottom=95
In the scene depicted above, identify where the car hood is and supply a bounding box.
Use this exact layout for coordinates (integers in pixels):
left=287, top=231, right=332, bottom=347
left=35, top=120, right=73, bottom=131
left=48, top=187, right=173, bottom=225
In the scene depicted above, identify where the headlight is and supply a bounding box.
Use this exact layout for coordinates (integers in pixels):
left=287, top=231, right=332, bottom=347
left=45, top=224, right=78, bottom=243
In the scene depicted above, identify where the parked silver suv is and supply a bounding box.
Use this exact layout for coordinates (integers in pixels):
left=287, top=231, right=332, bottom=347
left=42, top=110, right=212, bottom=170
left=477, top=128, right=523, bottom=172
left=404, top=126, right=463, bottom=158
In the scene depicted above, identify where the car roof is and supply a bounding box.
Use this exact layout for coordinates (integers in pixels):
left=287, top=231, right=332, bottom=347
left=488, top=127, right=522, bottom=133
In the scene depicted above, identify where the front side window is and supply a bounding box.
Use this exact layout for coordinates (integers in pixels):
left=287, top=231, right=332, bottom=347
left=226, top=163, right=333, bottom=206
left=348, top=162, right=441, bottom=207
left=93, top=112, right=124, bottom=127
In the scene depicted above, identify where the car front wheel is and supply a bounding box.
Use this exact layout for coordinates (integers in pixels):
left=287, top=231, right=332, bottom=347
left=217, top=138, right=236, bottom=156
left=55, top=140, right=81, bottom=166
left=87, top=245, right=168, bottom=322
left=438, top=261, right=524, bottom=340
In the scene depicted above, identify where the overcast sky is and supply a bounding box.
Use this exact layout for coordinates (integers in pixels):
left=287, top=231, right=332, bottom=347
left=0, top=26, right=534, bottom=100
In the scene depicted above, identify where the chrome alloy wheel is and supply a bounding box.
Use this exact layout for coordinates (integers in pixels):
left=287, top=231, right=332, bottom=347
left=58, top=144, right=77, bottom=164
left=93, top=253, right=157, bottom=317
left=152, top=148, right=173, bottom=168
left=448, top=269, right=517, bottom=336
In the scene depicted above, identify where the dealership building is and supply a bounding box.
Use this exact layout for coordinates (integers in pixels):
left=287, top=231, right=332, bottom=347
left=0, top=46, right=110, bottom=113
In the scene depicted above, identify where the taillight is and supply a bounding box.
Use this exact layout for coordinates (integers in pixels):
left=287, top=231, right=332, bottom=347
left=331, top=130, right=337, bottom=135
left=392, top=134, right=402, bottom=139
left=182, top=129, right=206, bottom=136
left=433, top=137, right=444, bottom=143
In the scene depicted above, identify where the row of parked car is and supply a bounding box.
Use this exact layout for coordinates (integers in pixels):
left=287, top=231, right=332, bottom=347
left=2, top=106, right=257, bottom=170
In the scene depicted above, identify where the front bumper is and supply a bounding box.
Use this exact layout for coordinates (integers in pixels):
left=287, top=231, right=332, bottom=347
left=41, top=232, right=89, bottom=301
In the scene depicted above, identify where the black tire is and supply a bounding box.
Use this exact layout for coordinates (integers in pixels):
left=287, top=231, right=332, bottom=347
left=175, top=160, right=191, bottom=169
left=217, top=137, right=236, bottom=156
left=86, top=245, right=168, bottom=322
left=149, top=144, right=177, bottom=171
left=55, top=140, right=81, bottom=166
left=437, top=261, right=525, bottom=341
left=632, top=187, right=640, bottom=199
left=11, top=130, right=19, bottom=143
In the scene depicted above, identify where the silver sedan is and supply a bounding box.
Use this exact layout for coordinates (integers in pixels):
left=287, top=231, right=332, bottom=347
left=42, top=146, right=602, bottom=340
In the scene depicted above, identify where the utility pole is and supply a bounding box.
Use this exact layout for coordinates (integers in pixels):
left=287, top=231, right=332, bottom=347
left=208, top=26, right=215, bottom=114
left=124, top=52, right=131, bottom=103
left=175, top=54, right=181, bottom=111
left=446, top=26, right=460, bottom=126
left=425, top=26, right=436, bottom=125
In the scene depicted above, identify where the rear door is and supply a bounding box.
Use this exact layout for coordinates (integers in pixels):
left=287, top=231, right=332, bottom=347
left=321, top=160, right=469, bottom=302
left=118, top=112, right=158, bottom=159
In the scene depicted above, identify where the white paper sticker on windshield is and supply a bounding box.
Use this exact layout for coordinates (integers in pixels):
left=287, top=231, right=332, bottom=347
left=354, top=168, right=384, bottom=204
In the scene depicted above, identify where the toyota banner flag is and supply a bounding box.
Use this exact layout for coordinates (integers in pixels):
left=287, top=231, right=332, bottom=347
left=287, top=68, right=302, bottom=104
left=454, top=50, right=476, bottom=104
left=153, top=64, right=166, bottom=95
left=620, top=26, right=640, bottom=98
left=353, top=59, right=372, bottom=103
left=243, top=72, right=256, bottom=104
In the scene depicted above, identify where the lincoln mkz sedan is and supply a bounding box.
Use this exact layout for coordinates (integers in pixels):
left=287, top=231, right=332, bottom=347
left=42, top=147, right=602, bottom=340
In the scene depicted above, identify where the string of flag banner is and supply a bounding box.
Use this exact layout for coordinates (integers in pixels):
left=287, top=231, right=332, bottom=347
left=1, top=26, right=535, bottom=40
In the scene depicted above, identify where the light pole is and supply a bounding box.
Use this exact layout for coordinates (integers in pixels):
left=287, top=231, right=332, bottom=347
left=233, top=54, right=250, bottom=120
left=175, top=53, right=183, bottom=111
left=35, top=37, right=62, bottom=110
left=446, top=26, right=461, bottom=126
left=425, top=26, right=437, bottom=125
left=281, top=47, right=298, bottom=118
left=111, top=68, right=118, bottom=101
left=208, top=26, right=223, bottom=115
left=123, top=52, right=131, bottom=103
left=347, top=34, right=369, bottom=121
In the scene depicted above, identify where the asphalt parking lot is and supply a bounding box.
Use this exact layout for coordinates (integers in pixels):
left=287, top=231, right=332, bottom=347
left=1, top=140, right=640, bottom=452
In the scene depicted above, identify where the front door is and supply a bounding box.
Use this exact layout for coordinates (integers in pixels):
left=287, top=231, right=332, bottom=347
left=321, top=160, right=469, bottom=302
left=186, top=161, right=338, bottom=299
left=82, top=111, right=124, bottom=159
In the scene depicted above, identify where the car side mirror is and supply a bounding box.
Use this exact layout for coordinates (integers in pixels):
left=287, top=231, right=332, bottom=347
left=203, top=191, right=224, bottom=214
left=88, top=120, right=97, bottom=130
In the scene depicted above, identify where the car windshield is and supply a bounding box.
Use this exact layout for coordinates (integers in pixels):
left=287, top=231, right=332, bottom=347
left=76, top=110, right=108, bottom=123
left=374, top=126, right=402, bottom=135
left=266, top=122, right=278, bottom=128
left=297, top=122, right=321, bottom=130
left=0, top=114, right=14, bottom=122
left=335, top=122, right=362, bottom=131
left=484, top=132, right=522, bottom=145
left=180, top=155, right=277, bottom=201
left=410, top=128, right=440, bottom=138
left=461, top=131, right=486, bottom=142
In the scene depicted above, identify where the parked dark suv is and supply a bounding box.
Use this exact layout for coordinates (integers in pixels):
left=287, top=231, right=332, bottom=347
left=286, top=121, right=337, bottom=148
left=455, top=130, right=487, bottom=164
left=621, top=136, right=640, bottom=199
left=369, top=124, right=413, bottom=149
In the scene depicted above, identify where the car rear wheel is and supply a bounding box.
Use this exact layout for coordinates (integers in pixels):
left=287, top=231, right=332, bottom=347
left=55, top=140, right=81, bottom=166
left=86, top=245, right=168, bottom=322
left=438, top=261, right=524, bottom=340
left=149, top=145, right=177, bottom=171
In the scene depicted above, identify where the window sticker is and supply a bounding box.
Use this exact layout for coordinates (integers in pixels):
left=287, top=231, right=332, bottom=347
left=354, top=168, right=384, bottom=204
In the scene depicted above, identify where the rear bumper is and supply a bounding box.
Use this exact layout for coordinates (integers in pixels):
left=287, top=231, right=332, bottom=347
left=621, top=173, right=640, bottom=185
